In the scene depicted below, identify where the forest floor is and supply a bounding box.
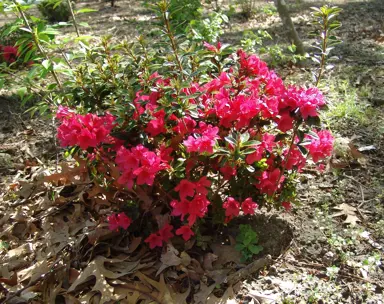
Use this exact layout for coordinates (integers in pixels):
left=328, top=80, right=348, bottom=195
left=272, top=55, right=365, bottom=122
left=1, top=0, right=384, bottom=303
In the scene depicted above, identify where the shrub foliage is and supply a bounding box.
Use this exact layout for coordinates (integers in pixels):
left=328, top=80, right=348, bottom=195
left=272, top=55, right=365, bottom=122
left=1, top=0, right=334, bottom=250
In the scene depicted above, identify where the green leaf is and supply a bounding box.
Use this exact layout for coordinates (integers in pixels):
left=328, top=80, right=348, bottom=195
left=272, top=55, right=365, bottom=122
left=41, top=59, right=51, bottom=70
left=242, top=140, right=261, bottom=147
left=235, top=243, right=245, bottom=251
left=225, top=135, right=237, bottom=146
left=78, top=22, right=90, bottom=28
left=75, top=8, right=98, bottom=14
left=248, top=244, right=263, bottom=254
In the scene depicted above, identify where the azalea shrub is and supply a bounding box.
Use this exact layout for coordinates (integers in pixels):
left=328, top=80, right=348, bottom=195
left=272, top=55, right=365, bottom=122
left=2, top=0, right=334, bottom=251
left=55, top=40, right=333, bottom=249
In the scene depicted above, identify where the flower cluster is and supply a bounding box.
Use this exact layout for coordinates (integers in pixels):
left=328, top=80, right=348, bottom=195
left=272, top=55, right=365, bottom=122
left=56, top=106, right=116, bottom=150
left=56, top=47, right=334, bottom=250
left=223, top=197, right=259, bottom=222
left=0, top=45, right=19, bottom=64
left=171, top=177, right=211, bottom=226
left=306, top=130, right=334, bottom=162
left=107, top=212, right=132, bottom=231
left=115, top=145, right=169, bottom=188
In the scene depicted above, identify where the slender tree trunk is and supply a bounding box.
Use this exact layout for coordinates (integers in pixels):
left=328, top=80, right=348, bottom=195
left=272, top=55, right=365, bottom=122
left=274, top=0, right=305, bottom=55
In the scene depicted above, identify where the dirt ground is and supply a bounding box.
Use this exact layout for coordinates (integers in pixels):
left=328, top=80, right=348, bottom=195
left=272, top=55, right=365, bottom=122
left=0, top=0, right=384, bottom=303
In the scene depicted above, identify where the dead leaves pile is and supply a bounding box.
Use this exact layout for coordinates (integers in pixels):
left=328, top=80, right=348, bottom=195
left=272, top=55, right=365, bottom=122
left=0, top=162, right=271, bottom=304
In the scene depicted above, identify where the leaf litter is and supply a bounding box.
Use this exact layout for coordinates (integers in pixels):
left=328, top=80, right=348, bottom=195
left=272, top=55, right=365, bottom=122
left=0, top=160, right=274, bottom=304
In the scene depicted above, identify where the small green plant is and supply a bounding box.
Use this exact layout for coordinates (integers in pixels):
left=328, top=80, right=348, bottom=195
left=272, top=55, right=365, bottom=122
left=310, top=5, right=342, bottom=86
left=37, top=0, right=71, bottom=23
left=241, top=30, right=305, bottom=67
left=257, top=3, right=277, bottom=16
left=323, top=80, right=372, bottom=126
left=236, top=0, right=256, bottom=19
left=235, top=224, right=263, bottom=262
left=187, top=11, right=228, bottom=43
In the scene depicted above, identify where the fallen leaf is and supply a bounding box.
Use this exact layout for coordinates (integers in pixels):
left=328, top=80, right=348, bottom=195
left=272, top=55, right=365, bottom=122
left=210, top=244, right=242, bottom=267
left=135, top=272, right=175, bottom=303
left=67, top=256, right=142, bottom=303
left=156, top=244, right=182, bottom=276
left=358, top=145, right=376, bottom=152
left=332, top=203, right=360, bottom=225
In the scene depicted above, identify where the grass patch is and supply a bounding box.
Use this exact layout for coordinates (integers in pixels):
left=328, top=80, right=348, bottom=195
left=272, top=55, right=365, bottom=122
left=322, top=79, right=373, bottom=127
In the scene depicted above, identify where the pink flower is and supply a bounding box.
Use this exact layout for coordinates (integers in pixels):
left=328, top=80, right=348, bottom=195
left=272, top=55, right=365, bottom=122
left=145, top=109, right=167, bottom=137
left=1, top=45, right=19, bottom=63
left=172, top=116, right=196, bottom=136
left=158, top=223, right=174, bottom=242
left=203, top=41, right=221, bottom=53
left=223, top=197, right=240, bottom=222
left=176, top=225, right=194, bottom=241
left=283, top=145, right=306, bottom=171
left=107, top=214, right=119, bottom=231
left=170, top=199, right=189, bottom=221
left=175, top=179, right=195, bottom=200
left=277, top=111, right=294, bottom=133
left=237, top=49, right=269, bottom=77
left=242, top=198, right=258, bottom=215
left=56, top=111, right=116, bottom=149
left=282, top=202, right=292, bottom=211
left=145, top=233, right=163, bottom=249
left=246, top=133, right=276, bottom=164
left=220, top=164, right=237, bottom=180
left=256, top=168, right=285, bottom=196
left=281, top=86, right=325, bottom=119
left=306, top=130, right=334, bottom=162
left=188, top=194, right=210, bottom=226
left=194, top=176, right=211, bottom=196
left=107, top=213, right=132, bottom=231
left=116, top=212, right=132, bottom=229
left=183, top=123, right=219, bottom=154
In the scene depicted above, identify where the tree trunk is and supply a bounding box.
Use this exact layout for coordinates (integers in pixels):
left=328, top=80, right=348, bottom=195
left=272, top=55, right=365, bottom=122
left=274, top=0, right=305, bottom=55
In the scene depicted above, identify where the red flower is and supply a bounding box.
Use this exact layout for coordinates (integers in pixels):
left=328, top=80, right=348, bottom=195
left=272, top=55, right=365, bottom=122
left=282, top=202, right=292, bottom=211
left=107, top=214, right=119, bottom=231
left=116, top=212, right=132, bottom=229
left=176, top=225, right=194, bottom=241
left=175, top=179, right=195, bottom=200
left=223, top=197, right=240, bottom=222
left=145, top=109, right=167, bottom=137
left=203, top=41, right=221, bottom=53
left=2, top=45, right=19, bottom=63
left=145, top=233, right=163, bottom=249
left=306, top=130, right=334, bottom=162
left=256, top=168, right=285, bottom=196
left=107, top=212, right=132, bottom=231
left=183, top=123, right=219, bottom=154
left=194, top=176, right=211, bottom=196
left=170, top=199, right=189, bottom=221
left=241, top=198, right=258, bottom=215
left=172, top=116, right=196, bottom=135
left=57, top=111, right=116, bottom=149
left=158, top=223, right=174, bottom=242
left=220, top=164, right=237, bottom=180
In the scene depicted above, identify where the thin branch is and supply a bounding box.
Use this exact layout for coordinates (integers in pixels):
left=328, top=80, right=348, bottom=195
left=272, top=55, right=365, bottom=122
left=66, top=0, right=80, bottom=37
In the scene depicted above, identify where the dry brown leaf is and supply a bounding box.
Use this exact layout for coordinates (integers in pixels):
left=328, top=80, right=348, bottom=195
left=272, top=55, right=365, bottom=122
left=206, top=285, right=235, bottom=304
left=156, top=244, right=182, bottom=276
left=210, top=244, right=242, bottom=267
left=180, top=251, right=191, bottom=267
left=203, top=253, right=218, bottom=271
left=17, top=259, right=49, bottom=283
left=135, top=272, right=175, bottom=303
left=332, top=203, right=360, bottom=225
left=67, top=256, right=142, bottom=303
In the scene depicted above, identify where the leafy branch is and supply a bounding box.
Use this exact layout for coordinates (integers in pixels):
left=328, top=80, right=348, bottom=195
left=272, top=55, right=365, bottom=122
left=310, top=5, right=342, bottom=87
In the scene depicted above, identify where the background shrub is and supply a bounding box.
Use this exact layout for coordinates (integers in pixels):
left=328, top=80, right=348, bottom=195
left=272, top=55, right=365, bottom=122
left=37, top=0, right=72, bottom=23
